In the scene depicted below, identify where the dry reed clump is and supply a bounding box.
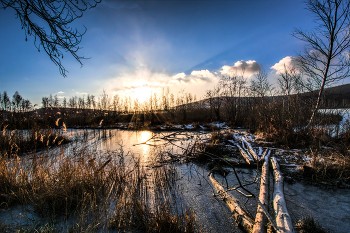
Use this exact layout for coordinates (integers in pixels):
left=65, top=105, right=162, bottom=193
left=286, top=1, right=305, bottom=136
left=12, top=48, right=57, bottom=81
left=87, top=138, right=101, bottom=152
left=109, top=163, right=199, bottom=233
left=0, top=126, right=69, bottom=156
left=0, top=146, right=200, bottom=232
left=0, top=152, right=119, bottom=217
left=301, top=149, right=350, bottom=185
left=295, top=216, right=331, bottom=233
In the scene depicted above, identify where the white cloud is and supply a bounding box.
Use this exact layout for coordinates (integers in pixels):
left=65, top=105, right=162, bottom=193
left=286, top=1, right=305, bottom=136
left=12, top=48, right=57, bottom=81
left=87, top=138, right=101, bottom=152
left=271, top=56, right=295, bottom=74
left=190, top=69, right=216, bottom=81
left=172, top=72, right=187, bottom=81
left=220, top=60, right=260, bottom=77
left=57, top=91, right=64, bottom=94
left=170, top=70, right=217, bottom=84
left=76, top=92, right=88, bottom=95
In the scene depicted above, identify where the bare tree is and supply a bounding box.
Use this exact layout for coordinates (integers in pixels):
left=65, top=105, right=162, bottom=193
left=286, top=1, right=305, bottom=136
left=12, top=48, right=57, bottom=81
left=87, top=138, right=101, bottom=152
left=12, top=91, right=23, bottom=112
left=53, top=95, right=60, bottom=107
left=62, top=97, right=67, bottom=108
left=42, top=96, right=49, bottom=108
left=22, top=99, right=32, bottom=112
left=90, top=95, right=96, bottom=110
left=206, top=85, right=223, bottom=121
left=293, top=0, right=350, bottom=127
left=277, top=65, right=300, bottom=96
left=100, top=90, right=110, bottom=111
left=112, top=94, right=120, bottom=112
left=250, top=68, right=273, bottom=100
left=78, top=96, right=85, bottom=109
left=1, top=0, right=101, bottom=76
left=3, top=91, right=11, bottom=111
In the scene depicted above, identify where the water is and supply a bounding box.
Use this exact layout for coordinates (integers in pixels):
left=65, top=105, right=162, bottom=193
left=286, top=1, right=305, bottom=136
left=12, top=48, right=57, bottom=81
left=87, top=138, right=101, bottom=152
left=319, top=108, right=350, bottom=123
left=317, top=108, right=350, bottom=137
left=62, top=129, right=349, bottom=232
left=2, top=129, right=350, bottom=232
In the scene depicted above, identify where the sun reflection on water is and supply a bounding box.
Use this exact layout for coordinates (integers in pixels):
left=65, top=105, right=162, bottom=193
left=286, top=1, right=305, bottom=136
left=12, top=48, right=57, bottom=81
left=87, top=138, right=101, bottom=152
left=140, top=131, right=153, bottom=160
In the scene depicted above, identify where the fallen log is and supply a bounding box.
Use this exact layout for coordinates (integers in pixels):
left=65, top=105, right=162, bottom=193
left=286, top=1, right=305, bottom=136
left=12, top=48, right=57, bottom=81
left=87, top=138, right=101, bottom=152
left=242, top=138, right=259, bottom=161
left=228, top=140, right=254, bottom=164
left=209, top=173, right=254, bottom=232
left=252, top=151, right=270, bottom=233
left=258, top=149, right=271, bottom=163
left=271, top=157, right=294, bottom=233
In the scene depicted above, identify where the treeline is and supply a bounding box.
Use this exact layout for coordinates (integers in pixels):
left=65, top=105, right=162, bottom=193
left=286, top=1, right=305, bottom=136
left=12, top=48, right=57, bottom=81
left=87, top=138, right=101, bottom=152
left=0, top=91, right=32, bottom=112
left=39, top=89, right=197, bottom=113
left=1, top=65, right=347, bottom=147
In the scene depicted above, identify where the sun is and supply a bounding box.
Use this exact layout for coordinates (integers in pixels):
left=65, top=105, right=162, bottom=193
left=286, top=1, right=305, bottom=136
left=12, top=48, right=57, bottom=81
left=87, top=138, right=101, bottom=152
left=132, top=86, right=153, bottom=103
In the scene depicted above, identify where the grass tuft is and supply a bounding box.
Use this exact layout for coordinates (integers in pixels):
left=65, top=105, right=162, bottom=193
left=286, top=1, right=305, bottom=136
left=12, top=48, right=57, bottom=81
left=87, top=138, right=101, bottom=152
left=295, top=216, right=331, bottom=233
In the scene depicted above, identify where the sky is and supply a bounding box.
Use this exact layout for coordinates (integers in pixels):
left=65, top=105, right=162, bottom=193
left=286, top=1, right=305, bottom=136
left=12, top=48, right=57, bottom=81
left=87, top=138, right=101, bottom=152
left=1, top=0, right=346, bottom=106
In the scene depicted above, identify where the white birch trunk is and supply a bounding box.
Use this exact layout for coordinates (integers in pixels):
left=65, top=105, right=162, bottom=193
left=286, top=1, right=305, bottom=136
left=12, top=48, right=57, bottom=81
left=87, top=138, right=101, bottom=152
left=271, top=157, right=294, bottom=233
left=209, top=173, right=254, bottom=232
left=252, top=152, right=270, bottom=233
left=236, top=142, right=255, bottom=164
left=243, top=138, right=259, bottom=161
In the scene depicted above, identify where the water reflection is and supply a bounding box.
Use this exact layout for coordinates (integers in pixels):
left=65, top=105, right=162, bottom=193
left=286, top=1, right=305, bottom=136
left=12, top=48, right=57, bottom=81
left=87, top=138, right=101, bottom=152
left=49, top=129, right=208, bottom=165
left=140, top=131, right=152, bottom=160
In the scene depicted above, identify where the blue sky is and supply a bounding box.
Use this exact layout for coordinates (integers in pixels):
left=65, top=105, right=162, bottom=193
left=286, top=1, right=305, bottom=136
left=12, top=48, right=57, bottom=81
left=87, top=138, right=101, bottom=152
left=0, top=0, right=333, bottom=106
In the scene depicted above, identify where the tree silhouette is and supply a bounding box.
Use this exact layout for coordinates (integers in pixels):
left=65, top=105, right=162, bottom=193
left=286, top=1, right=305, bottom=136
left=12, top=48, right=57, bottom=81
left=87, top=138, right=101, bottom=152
left=293, top=0, right=350, bottom=127
left=12, top=91, right=23, bottom=112
left=1, top=0, right=101, bottom=77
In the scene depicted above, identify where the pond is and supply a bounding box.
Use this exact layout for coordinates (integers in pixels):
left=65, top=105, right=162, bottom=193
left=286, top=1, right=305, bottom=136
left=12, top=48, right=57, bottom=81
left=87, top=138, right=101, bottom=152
left=1, top=128, right=350, bottom=232
left=64, top=129, right=350, bottom=232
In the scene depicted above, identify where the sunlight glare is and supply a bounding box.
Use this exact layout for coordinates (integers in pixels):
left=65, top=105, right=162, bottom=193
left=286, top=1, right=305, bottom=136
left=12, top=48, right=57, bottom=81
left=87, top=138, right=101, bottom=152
left=140, top=131, right=152, bottom=161
left=132, top=86, right=153, bottom=103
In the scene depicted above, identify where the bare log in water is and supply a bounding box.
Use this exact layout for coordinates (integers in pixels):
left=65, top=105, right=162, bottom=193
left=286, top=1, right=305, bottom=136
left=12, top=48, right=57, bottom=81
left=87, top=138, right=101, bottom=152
left=242, top=138, right=259, bottom=161
left=252, top=152, right=270, bottom=233
left=258, top=149, right=271, bottom=163
left=228, top=140, right=254, bottom=164
left=271, top=157, right=294, bottom=233
left=209, top=173, right=254, bottom=232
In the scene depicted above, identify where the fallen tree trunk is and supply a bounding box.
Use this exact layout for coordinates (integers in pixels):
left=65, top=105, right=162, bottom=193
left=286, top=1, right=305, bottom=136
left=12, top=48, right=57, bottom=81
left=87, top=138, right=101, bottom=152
left=252, top=152, right=270, bottom=233
left=242, top=138, right=259, bottom=161
left=209, top=173, right=254, bottom=232
left=271, top=157, right=294, bottom=233
left=228, top=140, right=254, bottom=164
left=259, top=149, right=271, bottom=163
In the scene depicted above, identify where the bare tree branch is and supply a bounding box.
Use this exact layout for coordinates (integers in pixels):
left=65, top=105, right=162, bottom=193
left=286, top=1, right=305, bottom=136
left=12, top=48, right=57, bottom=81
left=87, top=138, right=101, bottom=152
left=1, top=0, right=102, bottom=77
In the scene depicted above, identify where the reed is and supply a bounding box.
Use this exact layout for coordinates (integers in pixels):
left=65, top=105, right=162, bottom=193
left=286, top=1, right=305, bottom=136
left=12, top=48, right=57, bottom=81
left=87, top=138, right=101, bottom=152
left=0, top=125, right=69, bottom=157
left=0, top=143, right=199, bottom=232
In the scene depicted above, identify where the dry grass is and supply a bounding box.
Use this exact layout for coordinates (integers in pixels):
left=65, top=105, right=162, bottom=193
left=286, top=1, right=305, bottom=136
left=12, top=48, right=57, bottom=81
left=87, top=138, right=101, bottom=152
left=0, top=126, right=69, bottom=156
left=295, top=216, right=331, bottom=233
left=300, top=149, right=350, bottom=185
left=0, top=142, right=200, bottom=232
